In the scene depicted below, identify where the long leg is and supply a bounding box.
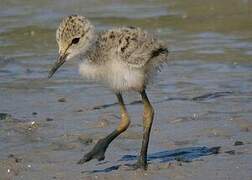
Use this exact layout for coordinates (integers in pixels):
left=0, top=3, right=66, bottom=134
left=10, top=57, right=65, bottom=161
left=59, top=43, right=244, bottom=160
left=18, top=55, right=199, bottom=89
left=136, top=89, right=154, bottom=169
left=78, top=93, right=130, bottom=164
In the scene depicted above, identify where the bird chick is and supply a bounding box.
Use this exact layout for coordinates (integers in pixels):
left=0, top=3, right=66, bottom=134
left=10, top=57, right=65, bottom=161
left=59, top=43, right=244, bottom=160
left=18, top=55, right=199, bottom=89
left=48, top=15, right=168, bottom=170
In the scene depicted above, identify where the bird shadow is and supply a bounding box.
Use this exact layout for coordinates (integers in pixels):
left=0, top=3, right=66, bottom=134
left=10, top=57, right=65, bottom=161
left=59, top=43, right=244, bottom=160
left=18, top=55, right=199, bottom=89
left=82, top=146, right=220, bottom=174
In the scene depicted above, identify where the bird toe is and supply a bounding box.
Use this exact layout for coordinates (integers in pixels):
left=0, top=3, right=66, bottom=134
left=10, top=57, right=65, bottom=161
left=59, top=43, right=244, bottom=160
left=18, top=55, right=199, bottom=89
left=77, top=154, right=92, bottom=164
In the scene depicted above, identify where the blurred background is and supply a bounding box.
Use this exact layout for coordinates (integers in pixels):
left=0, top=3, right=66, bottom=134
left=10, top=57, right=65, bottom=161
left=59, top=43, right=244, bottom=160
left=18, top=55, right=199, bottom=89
left=0, top=0, right=252, bottom=179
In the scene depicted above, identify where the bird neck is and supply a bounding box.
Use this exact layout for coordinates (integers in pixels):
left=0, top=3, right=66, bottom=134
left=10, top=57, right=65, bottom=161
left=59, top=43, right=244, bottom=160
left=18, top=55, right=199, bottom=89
left=88, top=30, right=98, bottom=50
left=81, top=30, right=100, bottom=62
left=79, top=26, right=97, bottom=56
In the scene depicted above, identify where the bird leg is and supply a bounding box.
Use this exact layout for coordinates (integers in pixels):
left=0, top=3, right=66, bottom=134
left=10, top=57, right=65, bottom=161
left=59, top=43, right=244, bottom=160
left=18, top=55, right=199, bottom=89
left=135, top=90, right=154, bottom=170
left=78, top=93, right=130, bottom=164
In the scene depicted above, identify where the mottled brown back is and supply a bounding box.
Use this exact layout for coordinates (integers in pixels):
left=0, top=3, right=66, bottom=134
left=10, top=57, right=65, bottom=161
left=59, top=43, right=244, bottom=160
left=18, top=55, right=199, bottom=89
left=86, top=27, right=168, bottom=68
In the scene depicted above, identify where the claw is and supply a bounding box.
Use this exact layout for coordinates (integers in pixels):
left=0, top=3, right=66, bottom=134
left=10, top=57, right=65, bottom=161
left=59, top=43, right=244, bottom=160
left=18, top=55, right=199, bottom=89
left=97, top=154, right=105, bottom=161
left=132, top=158, right=147, bottom=170
left=77, top=152, right=105, bottom=164
left=77, top=140, right=107, bottom=164
left=77, top=131, right=119, bottom=165
left=77, top=155, right=92, bottom=164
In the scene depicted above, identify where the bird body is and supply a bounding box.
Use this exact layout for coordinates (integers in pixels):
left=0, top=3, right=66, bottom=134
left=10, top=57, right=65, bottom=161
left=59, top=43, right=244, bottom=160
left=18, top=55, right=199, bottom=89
left=81, top=27, right=168, bottom=92
left=48, top=15, right=169, bottom=170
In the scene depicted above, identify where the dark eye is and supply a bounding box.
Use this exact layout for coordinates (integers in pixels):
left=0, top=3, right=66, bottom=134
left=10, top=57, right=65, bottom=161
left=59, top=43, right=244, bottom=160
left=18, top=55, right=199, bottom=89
left=71, top=38, right=80, bottom=44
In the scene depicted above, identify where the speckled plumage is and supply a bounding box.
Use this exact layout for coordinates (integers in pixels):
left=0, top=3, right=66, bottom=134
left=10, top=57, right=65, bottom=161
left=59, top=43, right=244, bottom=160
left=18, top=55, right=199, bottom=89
left=56, top=15, right=169, bottom=91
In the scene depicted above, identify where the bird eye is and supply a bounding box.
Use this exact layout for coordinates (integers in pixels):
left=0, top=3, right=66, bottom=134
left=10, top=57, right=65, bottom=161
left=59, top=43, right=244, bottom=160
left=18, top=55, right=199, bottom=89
left=71, top=38, right=80, bottom=44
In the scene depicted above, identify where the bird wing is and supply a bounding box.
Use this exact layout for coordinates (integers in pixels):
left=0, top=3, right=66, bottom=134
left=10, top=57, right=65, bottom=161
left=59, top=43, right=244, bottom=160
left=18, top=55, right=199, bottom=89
left=115, top=27, right=168, bottom=68
left=99, top=27, right=168, bottom=68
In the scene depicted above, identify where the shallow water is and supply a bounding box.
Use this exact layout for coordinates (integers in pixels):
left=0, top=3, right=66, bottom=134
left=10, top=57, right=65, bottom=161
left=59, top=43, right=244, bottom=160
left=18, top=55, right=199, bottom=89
left=0, top=0, right=252, bottom=179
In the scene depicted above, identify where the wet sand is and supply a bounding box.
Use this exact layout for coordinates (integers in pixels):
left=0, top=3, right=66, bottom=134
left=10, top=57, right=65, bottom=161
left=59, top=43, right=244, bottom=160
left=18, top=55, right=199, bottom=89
left=0, top=0, right=252, bottom=179
left=1, top=60, right=252, bottom=180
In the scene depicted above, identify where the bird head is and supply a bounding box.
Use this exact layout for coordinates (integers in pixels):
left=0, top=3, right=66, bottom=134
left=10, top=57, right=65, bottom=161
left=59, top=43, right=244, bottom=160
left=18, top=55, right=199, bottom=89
left=48, top=15, right=95, bottom=78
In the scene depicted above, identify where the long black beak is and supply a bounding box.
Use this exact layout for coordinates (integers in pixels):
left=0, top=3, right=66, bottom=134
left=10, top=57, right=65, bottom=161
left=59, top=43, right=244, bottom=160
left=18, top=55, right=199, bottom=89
left=48, top=54, right=68, bottom=79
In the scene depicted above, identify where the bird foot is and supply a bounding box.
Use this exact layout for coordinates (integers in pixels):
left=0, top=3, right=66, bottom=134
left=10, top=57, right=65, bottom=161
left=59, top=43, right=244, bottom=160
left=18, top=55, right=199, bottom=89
left=128, top=159, right=147, bottom=170
left=77, top=139, right=108, bottom=164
